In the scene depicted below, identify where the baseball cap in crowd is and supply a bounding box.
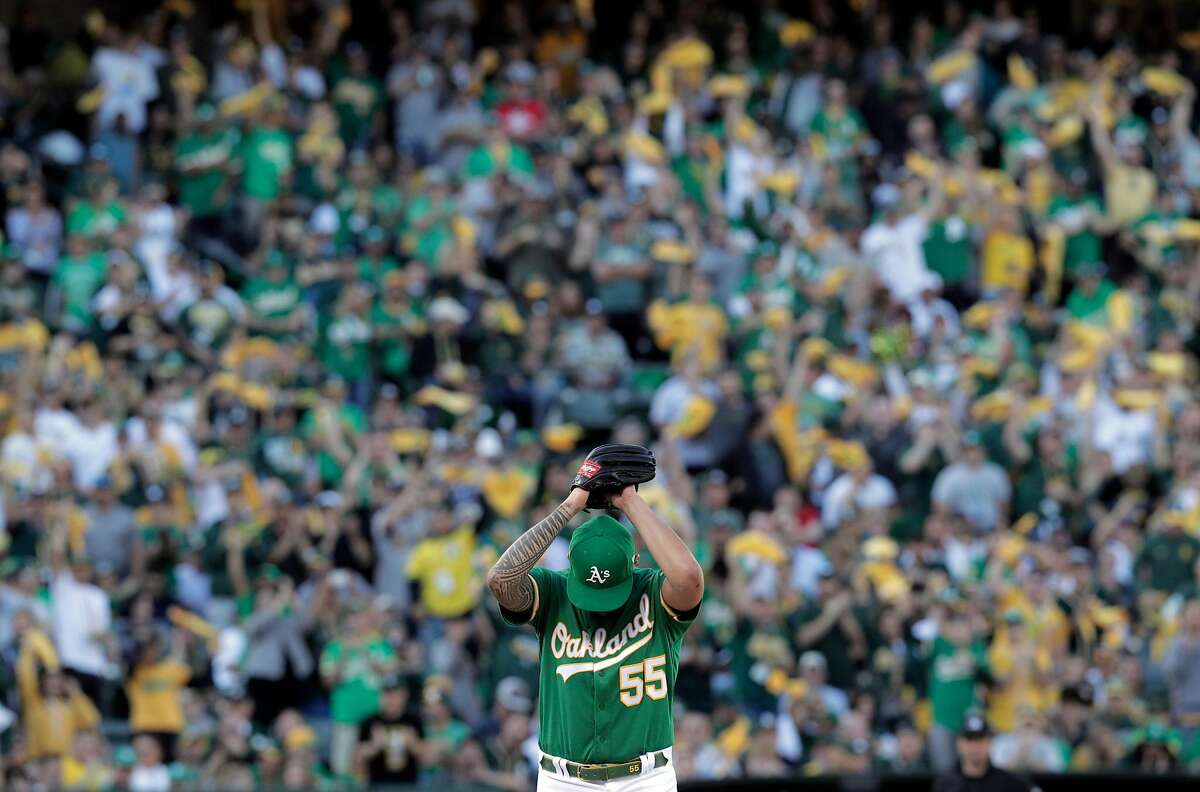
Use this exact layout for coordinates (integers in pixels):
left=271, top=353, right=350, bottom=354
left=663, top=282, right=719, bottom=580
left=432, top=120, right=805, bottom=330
left=871, top=182, right=901, bottom=209
left=495, top=676, right=533, bottom=714
left=566, top=515, right=635, bottom=611
left=960, top=713, right=991, bottom=739
left=799, top=651, right=827, bottom=672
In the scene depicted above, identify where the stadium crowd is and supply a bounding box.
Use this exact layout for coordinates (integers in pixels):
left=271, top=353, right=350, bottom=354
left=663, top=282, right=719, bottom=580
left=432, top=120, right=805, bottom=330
left=5, top=0, right=1200, bottom=788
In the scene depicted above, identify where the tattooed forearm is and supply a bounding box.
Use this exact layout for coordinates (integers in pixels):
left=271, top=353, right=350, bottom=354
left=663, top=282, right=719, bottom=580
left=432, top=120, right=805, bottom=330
left=486, top=501, right=577, bottom=612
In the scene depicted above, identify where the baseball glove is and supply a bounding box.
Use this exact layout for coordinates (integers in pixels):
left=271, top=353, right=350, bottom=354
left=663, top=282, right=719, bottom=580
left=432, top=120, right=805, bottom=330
left=571, top=444, right=657, bottom=510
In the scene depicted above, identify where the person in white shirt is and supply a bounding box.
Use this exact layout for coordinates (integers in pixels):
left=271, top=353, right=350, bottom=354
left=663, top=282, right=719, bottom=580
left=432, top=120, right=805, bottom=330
left=51, top=559, right=114, bottom=700
left=907, top=272, right=961, bottom=341
left=820, top=457, right=898, bottom=530
left=67, top=401, right=119, bottom=492
left=91, top=32, right=160, bottom=134
left=129, top=734, right=172, bottom=792
left=5, top=181, right=62, bottom=276
left=861, top=179, right=943, bottom=303
left=798, top=651, right=849, bottom=717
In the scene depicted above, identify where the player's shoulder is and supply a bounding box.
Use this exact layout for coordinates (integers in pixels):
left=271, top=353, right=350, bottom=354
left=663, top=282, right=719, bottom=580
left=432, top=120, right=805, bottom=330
left=530, top=565, right=568, bottom=593
left=633, top=567, right=662, bottom=582
left=632, top=566, right=665, bottom=591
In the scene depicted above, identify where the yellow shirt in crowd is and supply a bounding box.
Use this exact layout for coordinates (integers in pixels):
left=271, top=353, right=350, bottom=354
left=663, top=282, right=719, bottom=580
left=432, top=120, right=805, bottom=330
left=1102, top=163, right=1156, bottom=229
left=127, top=660, right=191, bottom=733
left=17, top=629, right=101, bottom=758
left=407, top=525, right=479, bottom=618
left=981, top=231, right=1036, bottom=295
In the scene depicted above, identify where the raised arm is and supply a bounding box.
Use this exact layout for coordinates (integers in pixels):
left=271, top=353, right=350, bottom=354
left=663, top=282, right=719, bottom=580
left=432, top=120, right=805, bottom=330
left=1087, top=97, right=1118, bottom=170
left=1171, top=85, right=1195, bottom=147
left=612, top=487, right=704, bottom=612
left=486, top=488, right=589, bottom=613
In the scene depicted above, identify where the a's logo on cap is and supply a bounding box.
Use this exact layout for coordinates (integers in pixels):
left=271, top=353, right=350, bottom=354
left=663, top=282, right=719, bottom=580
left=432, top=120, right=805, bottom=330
left=586, top=566, right=611, bottom=584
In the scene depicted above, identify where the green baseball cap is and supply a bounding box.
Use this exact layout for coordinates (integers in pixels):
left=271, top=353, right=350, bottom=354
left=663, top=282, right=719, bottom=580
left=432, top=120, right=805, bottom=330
left=567, top=515, right=635, bottom=612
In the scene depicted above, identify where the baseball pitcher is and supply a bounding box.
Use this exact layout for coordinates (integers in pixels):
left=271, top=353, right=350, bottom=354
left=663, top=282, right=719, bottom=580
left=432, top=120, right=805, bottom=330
left=486, top=444, right=705, bottom=790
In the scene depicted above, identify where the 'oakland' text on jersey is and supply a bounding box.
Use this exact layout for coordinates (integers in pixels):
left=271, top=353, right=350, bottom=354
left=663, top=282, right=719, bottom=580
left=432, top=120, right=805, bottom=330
left=503, top=566, right=696, bottom=763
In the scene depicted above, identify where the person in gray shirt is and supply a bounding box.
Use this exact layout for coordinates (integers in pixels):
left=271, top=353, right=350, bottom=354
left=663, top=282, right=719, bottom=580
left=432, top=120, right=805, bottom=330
left=1164, top=600, right=1200, bottom=723
left=84, top=476, right=143, bottom=577
left=931, top=432, right=1011, bottom=531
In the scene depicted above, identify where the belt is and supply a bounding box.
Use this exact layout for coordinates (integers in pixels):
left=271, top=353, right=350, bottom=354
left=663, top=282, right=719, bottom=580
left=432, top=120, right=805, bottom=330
left=540, top=751, right=669, bottom=782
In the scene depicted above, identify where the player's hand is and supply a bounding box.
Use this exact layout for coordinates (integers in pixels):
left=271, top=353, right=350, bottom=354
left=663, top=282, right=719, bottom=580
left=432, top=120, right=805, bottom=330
left=566, top=487, right=590, bottom=512
left=610, top=485, right=638, bottom=511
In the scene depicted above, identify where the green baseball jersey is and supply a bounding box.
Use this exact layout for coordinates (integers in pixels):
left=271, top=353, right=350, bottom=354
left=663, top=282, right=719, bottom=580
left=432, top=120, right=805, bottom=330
left=504, top=566, right=696, bottom=764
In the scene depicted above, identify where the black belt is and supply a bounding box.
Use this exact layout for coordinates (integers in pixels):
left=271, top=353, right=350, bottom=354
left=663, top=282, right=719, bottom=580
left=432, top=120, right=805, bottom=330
left=540, top=751, right=669, bottom=782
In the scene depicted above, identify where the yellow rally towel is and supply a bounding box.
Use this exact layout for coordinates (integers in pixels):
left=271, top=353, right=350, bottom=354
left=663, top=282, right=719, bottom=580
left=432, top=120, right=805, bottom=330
left=801, top=336, right=832, bottom=361
left=1148, top=352, right=1190, bottom=381
left=769, top=401, right=823, bottom=483
left=715, top=716, right=751, bottom=758
left=780, top=19, right=816, bottom=47
left=826, top=438, right=869, bottom=470
left=963, top=301, right=998, bottom=329
left=927, top=50, right=976, bottom=84
left=389, top=428, right=431, bottom=454
left=481, top=467, right=536, bottom=519
left=758, top=171, right=798, bottom=195
left=219, top=80, right=275, bottom=117
left=167, top=606, right=218, bottom=648
left=1007, top=54, right=1037, bottom=91
left=673, top=395, right=717, bottom=438
left=636, top=91, right=673, bottom=117
left=827, top=355, right=878, bottom=387
left=708, top=74, right=750, bottom=99
left=1048, top=116, right=1084, bottom=148
left=567, top=96, right=609, bottom=135
left=1142, top=67, right=1192, bottom=97
left=905, top=151, right=939, bottom=179
left=624, top=131, right=666, bottom=164
left=650, top=239, right=696, bottom=265
left=726, top=530, right=788, bottom=565
left=1106, top=290, right=1133, bottom=333
left=1173, top=218, right=1200, bottom=241
left=1040, top=224, right=1065, bottom=303
left=542, top=423, right=583, bottom=453
left=1112, top=389, right=1160, bottom=411
left=413, top=385, right=477, bottom=415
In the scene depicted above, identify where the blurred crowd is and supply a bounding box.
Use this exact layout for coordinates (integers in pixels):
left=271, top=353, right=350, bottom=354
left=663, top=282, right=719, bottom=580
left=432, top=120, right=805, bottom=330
left=6, top=0, right=1200, bottom=788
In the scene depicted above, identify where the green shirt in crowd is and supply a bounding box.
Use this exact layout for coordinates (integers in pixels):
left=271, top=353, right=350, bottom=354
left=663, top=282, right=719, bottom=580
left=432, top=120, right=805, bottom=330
left=463, top=143, right=535, bottom=180
left=923, top=215, right=973, bottom=286
left=1046, top=194, right=1102, bottom=276
left=240, top=126, right=294, bottom=200
left=318, top=311, right=372, bottom=381
left=331, top=74, right=384, bottom=143
left=53, top=252, right=108, bottom=329
left=729, top=618, right=793, bottom=715
left=66, top=201, right=126, bottom=239
left=1138, top=533, right=1200, bottom=594
left=1065, top=279, right=1115, bottom=323
left=371, top=298, right=425, bottom=378
left=928, top=635, right=986, bottom=731
left=402, top=195, right=456, bottom=266
left=242, top=273, right=302, bottom=328
left=319, top=637, right=398, bottom=724
left=301, top=402, right=366, bottom=486
left=175, top=129, right=237, bottom=217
